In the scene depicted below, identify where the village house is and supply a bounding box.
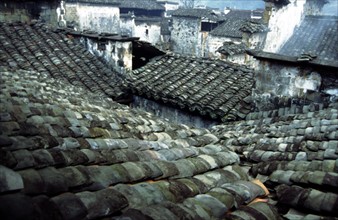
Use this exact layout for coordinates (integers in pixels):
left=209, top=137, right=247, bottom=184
left=62, top=0, right=120, bottom=33
left=170, top=8, right=225, bottom=57
left=0, top=0, right=59, bottom=25
left=0, top=20, right=338, bottom=220
left=208, top=9, right=267, bottom=64
left=249, top=14, right=338, bottom=111
left=119, top=0, right=165, bottom=47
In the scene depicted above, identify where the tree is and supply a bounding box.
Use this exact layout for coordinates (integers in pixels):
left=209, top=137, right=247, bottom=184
left=180, top=0, right=200, bottom=9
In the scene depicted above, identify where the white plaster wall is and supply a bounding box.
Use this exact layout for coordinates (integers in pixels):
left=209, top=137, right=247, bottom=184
left=263, top=0, right=306, bottom=53
left=207, top=35, right=240, bottom=58
left=80, top=37, right=132, bottom=74
left=171, top=17, right=200, bottom=55
left=134, top=22, right=162, bottom=46
left=254, top=61, right=322, bottom=98
left=120, top=17, right=135, bottom=37
left=163, top=2, right=179, bottom=17
left=226, top=54, right=247, bottom=65
left=245, top=32, right=266, bottom=50
left=64, top=3, right=120, bottom=33
left=56, top=1, right=66, bottom=26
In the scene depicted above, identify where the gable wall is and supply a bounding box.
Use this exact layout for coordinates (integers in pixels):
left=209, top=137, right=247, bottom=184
left=171, top=16, right=200, bottom=56
left=64, top=3, right=120, bottom=33
left=134, top=20, right=162, bottom=46
left=79, top=37, right=133, bottom=74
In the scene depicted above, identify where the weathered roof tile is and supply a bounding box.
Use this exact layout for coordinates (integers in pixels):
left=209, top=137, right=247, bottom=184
left=279, top=16, right=338, bottom=63
left=0, top=165, right=24, bottom=193
left=50, top=192, right=88, bottom=220
left=128, top=54, right=255, bottom=121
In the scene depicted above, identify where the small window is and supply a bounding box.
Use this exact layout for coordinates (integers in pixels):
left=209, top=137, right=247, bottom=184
left=98, top=41, right=106, bottom=50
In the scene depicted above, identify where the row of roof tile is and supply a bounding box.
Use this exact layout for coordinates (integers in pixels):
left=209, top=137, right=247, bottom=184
left=127, top=54, right=254, bottom=121
left=0, top=68, right=276, bottom=219
left=0, top=22, right=130, bottom=102
left=211, top=100, right=338, bottom=218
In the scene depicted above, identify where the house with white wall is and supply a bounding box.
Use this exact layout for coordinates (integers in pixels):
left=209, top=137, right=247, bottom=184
left=171, top=8, right=225, bottom=57
left=63, top=0, right=120, bottom=33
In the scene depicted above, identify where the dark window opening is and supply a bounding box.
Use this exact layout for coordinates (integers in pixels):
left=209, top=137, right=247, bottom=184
left=98, top=41, right=107, bottom=50
left=201, top=21, right=219, bottom=32
left=132, top=41, right=165, bottom=70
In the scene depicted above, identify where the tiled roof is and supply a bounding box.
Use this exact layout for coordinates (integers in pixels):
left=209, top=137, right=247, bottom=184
left=212, top=101, right=338, bottom=219
left=127, top=54, right=255, bottom=122
left=217, top=41, right=248, bottom=56
left=0, top=22, right=130, bottom=102
left=119, top=0, right=165, bottom=10
left=172, top=8, right=226, bottom=21
left=279, top=16, right=338, bottom=62
left=225, top=10, right=252, bottom=19
left=210, top=18, right=267, bottom=38
left=0, top=68, right=278, bottom=219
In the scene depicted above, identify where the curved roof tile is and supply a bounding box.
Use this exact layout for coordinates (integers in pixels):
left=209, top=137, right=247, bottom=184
left=127, top=54, right=255, bottom=122
left=0, top=68, right=271, bottom=219
left=0, top=22, right=130, bottom=102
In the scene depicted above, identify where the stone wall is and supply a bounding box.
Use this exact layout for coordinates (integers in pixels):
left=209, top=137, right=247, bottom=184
left=64, top=3, right=120, bottom=33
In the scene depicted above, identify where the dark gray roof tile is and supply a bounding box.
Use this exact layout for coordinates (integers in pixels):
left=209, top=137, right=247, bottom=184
left=0, top=150, right=17, bottom=169
left=227, top=202, right=280, bottom=220
left=277, top=184, right=338, bottom=215
left=0, top=165, right=24, bottom=193
left=18, top=169, right=44, bottom=195
left=279, top=16, right=338, bottom=63
left=38, top=167, right=68, bottom=195
left=211, top=18, right=267, bottom=38
left=76, top=188, right=128, bottom=219
left=12, top=149, right=35, bottom=170
left=0, top=22, right=129, bottom=102
left=128, top=54, right=255, bottom=121
left=0, top=193, right=37, bottom=220
left=194, top=194, right=228, bottom=218
left=51, top=192, right=88, bottom=220
left=58, top=166, right=91, bottom=189
left=119, top=0, right=164, bottom=10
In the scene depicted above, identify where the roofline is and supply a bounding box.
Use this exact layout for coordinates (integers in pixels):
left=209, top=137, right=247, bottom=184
left=247, top=50, right=338, bottom=69
left=59, top=29, right=139, bottom=42
left=64, top=0, right=120, bottom=6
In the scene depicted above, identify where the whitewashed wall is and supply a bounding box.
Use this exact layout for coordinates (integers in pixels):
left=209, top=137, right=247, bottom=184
left=134, top=21, right=162, bottom=46
left=251, top=59, right=332, bottom=109
left=80, top=37, right=132, bottom=74
left=171, top=17, right=200, bottom=55
left=207, top=35, right=240, bottom=58
left=120, top=16, right=135, bottom=37
left=64, top=3, right=120, bottom=33
left=263, top=0, right=306, bottom=53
